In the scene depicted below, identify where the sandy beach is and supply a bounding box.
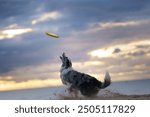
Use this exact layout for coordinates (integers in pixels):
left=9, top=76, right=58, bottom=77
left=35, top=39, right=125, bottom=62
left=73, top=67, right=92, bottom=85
left=59, top=90, right=150, bottom=100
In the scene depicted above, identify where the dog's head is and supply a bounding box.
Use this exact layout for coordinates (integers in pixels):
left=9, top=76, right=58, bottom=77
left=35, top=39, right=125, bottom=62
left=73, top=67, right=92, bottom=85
left=60, top=52, right=72, bottom=68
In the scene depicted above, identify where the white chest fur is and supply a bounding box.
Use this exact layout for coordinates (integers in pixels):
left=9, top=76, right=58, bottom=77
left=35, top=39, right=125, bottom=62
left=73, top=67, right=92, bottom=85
left=60, top=67, right=73, bottom=86
left=60, top=67, right=73, bottom=75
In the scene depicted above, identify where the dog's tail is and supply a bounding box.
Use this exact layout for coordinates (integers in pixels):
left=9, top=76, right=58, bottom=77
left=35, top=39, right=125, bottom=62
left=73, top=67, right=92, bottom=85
left=101, top=71, right=111, bottom=89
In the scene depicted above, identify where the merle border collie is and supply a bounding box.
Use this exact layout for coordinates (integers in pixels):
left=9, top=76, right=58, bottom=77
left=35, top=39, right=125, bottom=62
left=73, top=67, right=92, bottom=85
left=60, top=53, right=111, bottom=97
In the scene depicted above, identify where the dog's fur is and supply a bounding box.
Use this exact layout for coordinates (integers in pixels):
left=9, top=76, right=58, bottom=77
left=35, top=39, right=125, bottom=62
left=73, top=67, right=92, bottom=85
left=60, top=53, right=111, bottom=97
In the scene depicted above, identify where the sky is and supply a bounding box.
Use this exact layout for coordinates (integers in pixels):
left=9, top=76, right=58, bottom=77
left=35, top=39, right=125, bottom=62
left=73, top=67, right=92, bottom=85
left=0, top=0, right=150, bottom=91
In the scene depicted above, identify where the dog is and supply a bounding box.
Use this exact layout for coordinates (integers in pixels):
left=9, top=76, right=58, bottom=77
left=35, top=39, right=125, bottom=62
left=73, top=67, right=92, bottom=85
left=60, top=53, right=111, bottom=97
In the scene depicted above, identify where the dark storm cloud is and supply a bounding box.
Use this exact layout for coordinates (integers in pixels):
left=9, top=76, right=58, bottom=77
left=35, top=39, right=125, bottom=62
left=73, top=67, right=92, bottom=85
left=1, top=0, right=150, bottom=29
left=2, top=1, right=150, bottom=37
left=0, top=32, right=63, bottom=74
left=50, top=0, right=150, bottom=33
left=0, top=1, right=38, bottom=26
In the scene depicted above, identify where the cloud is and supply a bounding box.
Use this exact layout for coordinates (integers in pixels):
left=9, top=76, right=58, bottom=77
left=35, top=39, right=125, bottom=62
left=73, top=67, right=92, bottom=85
left=0, top=0, right=150, bottom=90
left=0, top=27, right=34, bottom=40
left=127, top=51, right=146, bottom=57
left=62, top=19, right=150, bottom=56
left=88, top=39, right=150, bottom=58
left=113, top=48, right=121, bottom=54
left=99, top=20, right=144, bottom=29
left=5, top=62, right=60, bottom=82
left=85, top=20, right=149, bottom=34
left=85, top=39, right=150, bottom=81
left=0, top=76, right=13, bottom=81
left=136, top=45, right=150, bottom=49
left=0, top=29, right=63, bottom=74
left=31, top=11, right=61, bottom=25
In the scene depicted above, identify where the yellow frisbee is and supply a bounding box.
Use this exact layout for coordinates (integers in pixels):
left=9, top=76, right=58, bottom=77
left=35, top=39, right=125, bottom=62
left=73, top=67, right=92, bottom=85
left=45, top=32, right=59, bottom=38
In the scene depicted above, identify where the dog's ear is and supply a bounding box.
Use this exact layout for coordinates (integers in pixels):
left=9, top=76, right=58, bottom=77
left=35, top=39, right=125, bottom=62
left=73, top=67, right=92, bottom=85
left=65, top=59, right=72, bottom=68
left=62, top=52, right=66, bottom=57
left=69, top=60, right=72, bottom=67
left=60, top=56, right=62, bottom=60
left=68, top=58, right=72, bottom=67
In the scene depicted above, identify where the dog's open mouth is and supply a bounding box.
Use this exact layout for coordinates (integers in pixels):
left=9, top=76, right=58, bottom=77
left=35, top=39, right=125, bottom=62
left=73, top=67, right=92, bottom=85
left=60, top=52, right=66, bottom=60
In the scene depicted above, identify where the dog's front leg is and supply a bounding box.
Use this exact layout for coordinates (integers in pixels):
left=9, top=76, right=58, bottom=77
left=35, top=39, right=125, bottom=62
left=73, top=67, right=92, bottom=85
left=68, top=85, right=79, bottom=98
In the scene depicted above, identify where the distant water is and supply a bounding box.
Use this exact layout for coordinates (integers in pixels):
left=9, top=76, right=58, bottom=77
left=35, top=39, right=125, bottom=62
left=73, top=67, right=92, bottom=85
left=107, top=79, right=150, bottom=95
left=0, top=86, right=64, bottom=100
left=0, top=79, right=150, bottom=99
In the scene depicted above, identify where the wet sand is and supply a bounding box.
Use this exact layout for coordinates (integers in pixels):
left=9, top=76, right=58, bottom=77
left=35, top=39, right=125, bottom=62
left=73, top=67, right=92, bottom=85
left=58, top=90, right=150, bottom=100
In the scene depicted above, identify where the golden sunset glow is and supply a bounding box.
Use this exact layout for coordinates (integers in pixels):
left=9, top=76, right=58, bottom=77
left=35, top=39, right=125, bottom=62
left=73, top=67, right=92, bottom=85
left=88, top=39, right=150, bottom=58
left=0, top=78, right=62, bottom=91
left=73, top=61, right=104, bottom=67
left=88, top=49, right=113, bottom=58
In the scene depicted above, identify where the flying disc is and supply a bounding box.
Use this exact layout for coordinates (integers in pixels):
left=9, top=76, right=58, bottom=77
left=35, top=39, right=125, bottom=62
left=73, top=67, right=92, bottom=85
left=45, top=32, right=59, bottom=38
